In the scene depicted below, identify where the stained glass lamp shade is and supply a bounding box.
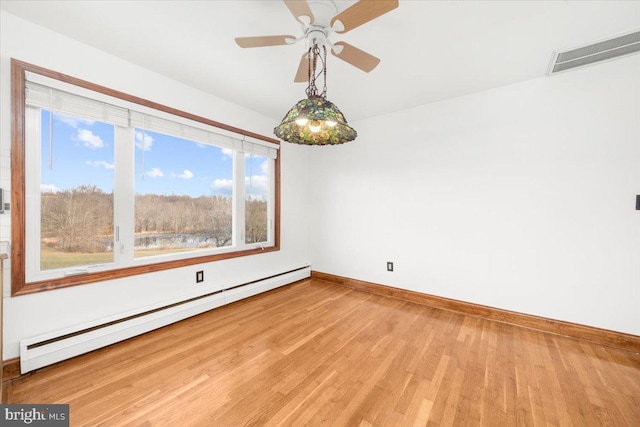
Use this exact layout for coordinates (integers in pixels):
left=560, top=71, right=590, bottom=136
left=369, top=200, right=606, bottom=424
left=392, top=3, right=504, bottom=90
left=274, top=43, right=357, bottom=146
left=274, top=96, right=356, bottom=145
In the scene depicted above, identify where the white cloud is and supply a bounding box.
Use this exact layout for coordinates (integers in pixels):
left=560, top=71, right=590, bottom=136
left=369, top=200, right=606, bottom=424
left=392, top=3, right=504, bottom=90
left=260, top=160, right=269, bottom=174
left=147, top=167, right=164, bottom=178
left=245, top=174, right=268, bottom=197
left=54, top=113, right=95, bottom=128
left=86, top=160, right=114, bottom=169
left=174, top=169, right=193, bottom=180
left=75, top=129, right=104, bottom=149
left=41, top=184, right=60, bottom=193
left=222, top=148, right=233, bottom=157
left=210, top=178, right=233, bottom=195
left=135, top=131, right=153, bottom=151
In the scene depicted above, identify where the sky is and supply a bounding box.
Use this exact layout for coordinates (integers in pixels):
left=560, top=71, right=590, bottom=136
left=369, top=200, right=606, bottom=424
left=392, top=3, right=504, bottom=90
left=40, top=110, right=269, bottom=198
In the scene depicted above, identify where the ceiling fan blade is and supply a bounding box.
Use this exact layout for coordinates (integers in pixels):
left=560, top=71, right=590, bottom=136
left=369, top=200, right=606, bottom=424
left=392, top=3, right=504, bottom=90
left=235, top=35, right=296, bottom=48
left=294, top=52, right=310, bottom=82
left=332, top=42, right=380, bottom=73
left=331, top=0, right=398, bottom=34
left=283, top=0, right=314, bottom=25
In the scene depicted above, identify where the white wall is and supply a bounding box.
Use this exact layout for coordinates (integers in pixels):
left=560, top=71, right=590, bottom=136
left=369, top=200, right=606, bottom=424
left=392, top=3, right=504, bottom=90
left=309, top=54, right=640, bottom=335
left=0, top=11, right=311, bottom=359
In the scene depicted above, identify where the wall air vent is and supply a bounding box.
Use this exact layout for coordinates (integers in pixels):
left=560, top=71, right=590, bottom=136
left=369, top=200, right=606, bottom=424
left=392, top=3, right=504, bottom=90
left=548, top=30, right=640, bottom=75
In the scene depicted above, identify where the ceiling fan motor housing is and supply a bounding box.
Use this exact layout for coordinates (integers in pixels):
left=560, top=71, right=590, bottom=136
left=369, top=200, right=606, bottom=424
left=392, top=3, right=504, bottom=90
left=235, top=0, right=398, bottom=78
left=305, top=27, right=331, bottom=50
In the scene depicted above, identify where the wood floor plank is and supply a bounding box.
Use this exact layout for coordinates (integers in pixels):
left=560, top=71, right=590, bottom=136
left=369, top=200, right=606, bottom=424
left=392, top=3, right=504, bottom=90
left=4, top=279, right=640, bottom=426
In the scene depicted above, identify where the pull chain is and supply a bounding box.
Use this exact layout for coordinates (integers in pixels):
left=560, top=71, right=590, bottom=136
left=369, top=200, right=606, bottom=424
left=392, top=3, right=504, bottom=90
left=141, top=115, right=146, bottom=180
left=49, top=88, right=53, bottom=170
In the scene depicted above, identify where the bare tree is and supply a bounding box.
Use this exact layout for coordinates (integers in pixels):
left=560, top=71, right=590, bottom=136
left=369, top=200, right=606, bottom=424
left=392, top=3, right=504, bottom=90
left=43, top=187, right=242, bottom=254
left=205, top=196, right=232, bottom=247
left=245, top=197, right=267, bottom=243
left=41, top=185, right=113, bottom=253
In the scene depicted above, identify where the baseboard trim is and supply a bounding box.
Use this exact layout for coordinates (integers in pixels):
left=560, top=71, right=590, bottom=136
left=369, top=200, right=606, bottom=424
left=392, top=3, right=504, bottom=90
left=311, top=271, right=640, bottom=353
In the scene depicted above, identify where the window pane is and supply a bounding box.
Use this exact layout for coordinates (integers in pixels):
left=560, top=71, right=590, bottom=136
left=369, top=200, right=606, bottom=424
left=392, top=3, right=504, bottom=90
left=245, top=154, right=269, bottom=244
left=40, top=110, right=115, bottom=270
left=134, top=129, right=233, bottom=258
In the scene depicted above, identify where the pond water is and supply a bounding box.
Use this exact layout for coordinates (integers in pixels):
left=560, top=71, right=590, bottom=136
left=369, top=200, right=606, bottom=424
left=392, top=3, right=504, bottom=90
left=134, top=233, right=227, bottom=249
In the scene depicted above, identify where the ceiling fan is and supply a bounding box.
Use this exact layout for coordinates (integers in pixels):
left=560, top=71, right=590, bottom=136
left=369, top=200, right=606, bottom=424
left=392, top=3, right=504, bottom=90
left=235, top=0, right=398, bottom=82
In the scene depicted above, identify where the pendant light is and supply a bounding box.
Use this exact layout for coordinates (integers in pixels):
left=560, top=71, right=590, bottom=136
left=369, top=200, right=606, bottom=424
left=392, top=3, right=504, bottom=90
left=274, top=44, right=357, bottom=145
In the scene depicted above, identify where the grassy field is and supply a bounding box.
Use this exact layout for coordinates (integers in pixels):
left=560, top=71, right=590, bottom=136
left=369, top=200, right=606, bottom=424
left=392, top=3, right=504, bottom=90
left=133, top=247, right=201, bottom=258
left=40, top=246, right=204, bottom=270
left=41, top=247, right=114, bottom=270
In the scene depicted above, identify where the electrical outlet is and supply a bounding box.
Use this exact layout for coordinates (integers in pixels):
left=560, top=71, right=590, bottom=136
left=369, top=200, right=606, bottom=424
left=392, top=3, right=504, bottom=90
left=387, top=262, right=394, bottom=272
left=196, top=270, right=204, bottom=283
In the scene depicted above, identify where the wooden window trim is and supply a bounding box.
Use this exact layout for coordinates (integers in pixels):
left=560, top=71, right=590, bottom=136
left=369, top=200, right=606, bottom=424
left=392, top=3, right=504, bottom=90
left=10, top=58, right=281, bottom=296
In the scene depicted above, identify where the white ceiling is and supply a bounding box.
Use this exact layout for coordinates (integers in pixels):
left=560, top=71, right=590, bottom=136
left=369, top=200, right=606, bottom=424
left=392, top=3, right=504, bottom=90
left=2, top=1, right=639, bottom=122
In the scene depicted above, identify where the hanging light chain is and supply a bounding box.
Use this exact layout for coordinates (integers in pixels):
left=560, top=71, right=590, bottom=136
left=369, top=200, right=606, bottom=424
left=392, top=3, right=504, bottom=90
left=305, top=43, right=327, bottom=98
left=305, top=46, right=313, bottom=97
left=322, top=45, right=328, bottom=98
left=312, top=44, right=319, bottom=94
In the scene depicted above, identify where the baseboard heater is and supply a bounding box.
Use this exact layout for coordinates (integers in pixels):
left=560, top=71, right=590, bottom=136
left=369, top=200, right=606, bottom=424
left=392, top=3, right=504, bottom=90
left=19, top=266, right=311, bottom=374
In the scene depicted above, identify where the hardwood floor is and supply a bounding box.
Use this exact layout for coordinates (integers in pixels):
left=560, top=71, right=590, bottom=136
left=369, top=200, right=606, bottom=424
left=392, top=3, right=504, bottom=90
left=5, top=279, right=640, bottom=426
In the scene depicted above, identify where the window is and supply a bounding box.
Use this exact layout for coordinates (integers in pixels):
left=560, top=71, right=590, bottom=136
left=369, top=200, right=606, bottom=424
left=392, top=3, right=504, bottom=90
left=245, top=154, right=271, bottom=245
left=38, top=110, right=115, bottom=271
left=133, top=129, right=234, bottom=257
left=11, top=59, right=280, bottom=295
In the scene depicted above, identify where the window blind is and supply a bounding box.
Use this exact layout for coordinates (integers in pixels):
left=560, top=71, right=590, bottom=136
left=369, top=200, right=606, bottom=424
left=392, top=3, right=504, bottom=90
left=24, top=74, right=278, bottom=159
left=25, top=81, right=130, bottom=127
left=129, top=111, right=278, bottom=159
